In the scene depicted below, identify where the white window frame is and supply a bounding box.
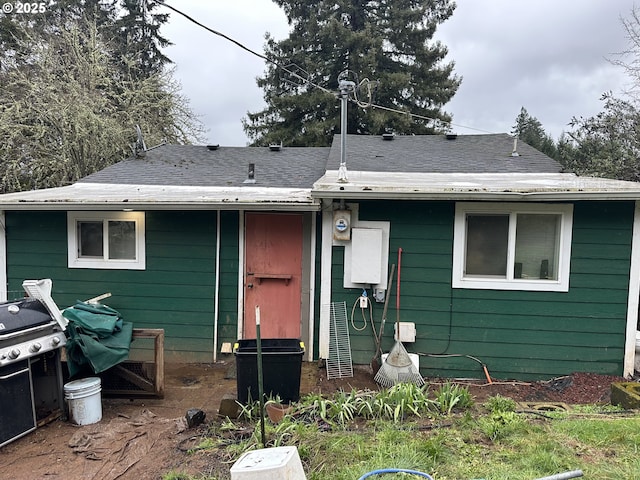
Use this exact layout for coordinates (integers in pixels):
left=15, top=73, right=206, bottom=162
left=67, top=211, right=146, bottom=270
left=452, top=202, right=573, bottom=292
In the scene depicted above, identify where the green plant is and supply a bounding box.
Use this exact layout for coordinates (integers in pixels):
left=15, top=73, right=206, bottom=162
left=433, top=382, right=473, bottom=415
left=478, top=411, right=527, bottom=442
left=325, top=390, right=359, bottom=427
left=484, top=394, right=517, bottom=413
left=378, top=382, right=435, bottom=421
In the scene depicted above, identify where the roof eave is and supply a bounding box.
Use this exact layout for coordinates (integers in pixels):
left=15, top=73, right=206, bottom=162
left=0, top=201, right=320, bottom=211
left=311, top=187, right=640, bottom=202
left=0, top=183, right=321, bottom=211
left=311, top=171, right=640, bottom=202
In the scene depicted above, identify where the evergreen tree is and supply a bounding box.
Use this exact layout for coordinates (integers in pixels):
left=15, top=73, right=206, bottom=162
left=511, top=107, right=558, bottom=160
left=114, top=0, right=172, bottom=80
left=243, top=0, right=461, bottom=147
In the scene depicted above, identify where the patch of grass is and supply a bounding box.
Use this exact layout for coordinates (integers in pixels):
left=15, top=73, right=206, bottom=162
left=477, top=411, right=529, bottom=442
left=163, top=387, right=640, bottom=480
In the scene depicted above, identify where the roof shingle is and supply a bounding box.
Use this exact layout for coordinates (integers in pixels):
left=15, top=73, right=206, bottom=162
left=79, top=145, right=330, bottom=188
left=326, top=133, right=563, bottom=173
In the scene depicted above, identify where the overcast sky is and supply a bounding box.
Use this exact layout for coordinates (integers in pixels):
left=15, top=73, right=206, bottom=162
left=161, top=0, right=636, bottom=146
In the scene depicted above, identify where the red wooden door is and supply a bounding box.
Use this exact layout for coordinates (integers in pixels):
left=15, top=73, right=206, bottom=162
left=244, top=213, right=303, bottom=339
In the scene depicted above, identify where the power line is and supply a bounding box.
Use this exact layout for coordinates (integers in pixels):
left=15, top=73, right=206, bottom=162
left=362, top=100, right=497, bottom=134
left=151, top=0, right=336, bottom=97
left=351, top=78, right=496, bottom=134
left=153, top=1, right=498, bottom=135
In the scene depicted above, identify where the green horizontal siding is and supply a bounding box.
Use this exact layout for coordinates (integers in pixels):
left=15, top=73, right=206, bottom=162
left=330, top=200, right=633, bottom=381
left=5, top=210, right=241, bottom=363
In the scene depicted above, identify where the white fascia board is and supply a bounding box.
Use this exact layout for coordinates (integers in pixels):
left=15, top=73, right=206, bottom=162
left=0, top=183, right=320, bottom=211
left=312, top=171, right=640, bottom=201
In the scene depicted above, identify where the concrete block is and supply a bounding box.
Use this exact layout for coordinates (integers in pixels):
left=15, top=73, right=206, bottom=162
left=218, top=393, right=240, bottom=418
left=611, top=382, right=640, bottom=409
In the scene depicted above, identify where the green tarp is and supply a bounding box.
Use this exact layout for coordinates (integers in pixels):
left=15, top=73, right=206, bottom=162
left=63, top=302, right=133, bottom=378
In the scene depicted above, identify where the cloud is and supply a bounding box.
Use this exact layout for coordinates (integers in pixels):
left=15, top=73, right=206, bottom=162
left=438, top=0, right=635, bottom=138
left=161, top=0, right=636, bottom=145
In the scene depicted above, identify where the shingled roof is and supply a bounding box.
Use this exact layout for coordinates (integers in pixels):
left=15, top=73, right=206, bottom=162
left=79, top=144, right=330, bottom=188
left=326, top=133, right=564, bottom=173
left=1, top=133, right=639, bottom=209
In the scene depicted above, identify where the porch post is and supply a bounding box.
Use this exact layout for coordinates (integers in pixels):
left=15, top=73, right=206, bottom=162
left=318, top=200, right=334, bottom=359
left=624, top=200, right=640, bottom=377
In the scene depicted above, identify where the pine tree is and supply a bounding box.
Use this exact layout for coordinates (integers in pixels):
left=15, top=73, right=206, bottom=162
left=243, top=0, right=461, bottom=147
left=511, top=107, right=558, bottom=160
left=114, top=0, right=172, bottom=80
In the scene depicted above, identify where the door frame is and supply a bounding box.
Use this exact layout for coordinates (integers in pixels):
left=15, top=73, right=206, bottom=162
left=237, top=210, right=316, bottom=360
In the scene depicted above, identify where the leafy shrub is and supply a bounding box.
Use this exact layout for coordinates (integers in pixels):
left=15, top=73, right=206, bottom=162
left=478, top=411, right=526, bottom=442
left=484, top=394, right=517, bottom=414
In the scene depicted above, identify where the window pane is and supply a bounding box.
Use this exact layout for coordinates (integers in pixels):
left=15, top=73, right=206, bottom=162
left=515, top=214, right=559, bottom=280
left=78, top=221, right=103, bottom=258
left=465, top=214, right=509, bottom=276
left=108, top=221, right=136, bottom=260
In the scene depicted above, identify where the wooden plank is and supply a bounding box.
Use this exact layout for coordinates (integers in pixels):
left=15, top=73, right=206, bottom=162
left=132, top=328, right=164, bottom=397
left=101, top=328, right=165, bottom=398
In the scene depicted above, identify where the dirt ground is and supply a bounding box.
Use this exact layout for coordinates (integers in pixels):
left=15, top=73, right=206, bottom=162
left=0, top=358, right=629, bottom=480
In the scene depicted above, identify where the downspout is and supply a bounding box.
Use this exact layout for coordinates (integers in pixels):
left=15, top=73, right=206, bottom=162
left=213, top=210, right=221, bottom=362
left=623, top=201, right=640, bottom=376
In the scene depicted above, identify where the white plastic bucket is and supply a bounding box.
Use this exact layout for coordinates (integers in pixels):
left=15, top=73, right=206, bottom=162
left=64, top=377, right=102, bottom=425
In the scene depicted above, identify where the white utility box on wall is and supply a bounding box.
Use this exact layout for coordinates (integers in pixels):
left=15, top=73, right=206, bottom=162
left=395, top=322, right=416, bottom=343
left=350, top=227, right=383, bottom=284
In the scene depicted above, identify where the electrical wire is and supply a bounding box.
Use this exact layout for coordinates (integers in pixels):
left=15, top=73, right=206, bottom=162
left=349, top=76, right=497, bottom=133
left=350, top=294, right=373, bottom=332
left=365, top=100, right=497, bottom=134
left=152, top=1, right=501, bottom=136
left=151, top=0, right=336, bottom=97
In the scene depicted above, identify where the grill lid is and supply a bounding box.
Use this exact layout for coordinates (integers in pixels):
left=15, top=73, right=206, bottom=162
left=0, top=299, right=52, bottom=335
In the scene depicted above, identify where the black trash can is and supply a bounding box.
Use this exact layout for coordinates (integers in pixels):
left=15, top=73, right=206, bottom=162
left=234, top=338, right=305, bottom=404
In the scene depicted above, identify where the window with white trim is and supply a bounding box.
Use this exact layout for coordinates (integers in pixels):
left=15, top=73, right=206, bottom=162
left=67, top=211, right=146, bottom=269
left=452, top=203, right=573, bottom=292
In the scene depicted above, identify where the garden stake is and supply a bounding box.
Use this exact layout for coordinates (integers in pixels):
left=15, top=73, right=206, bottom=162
left=374, top=248, right=425, bottom=388
left=255, top=305, right=266, bottom=448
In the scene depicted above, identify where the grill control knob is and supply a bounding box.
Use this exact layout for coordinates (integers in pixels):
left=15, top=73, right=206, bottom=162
left=51, top=336, right=61, bottom=346
left=29, top=342, right=42, bottom=353
left=8, top=348, right=20, bottom=359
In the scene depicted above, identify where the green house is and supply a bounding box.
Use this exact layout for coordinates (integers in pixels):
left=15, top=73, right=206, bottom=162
left=1, top=134, right=639, bottom=381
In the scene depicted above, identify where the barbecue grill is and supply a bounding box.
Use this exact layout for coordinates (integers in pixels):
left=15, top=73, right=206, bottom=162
left=0, top=279, right=68, bottom=447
